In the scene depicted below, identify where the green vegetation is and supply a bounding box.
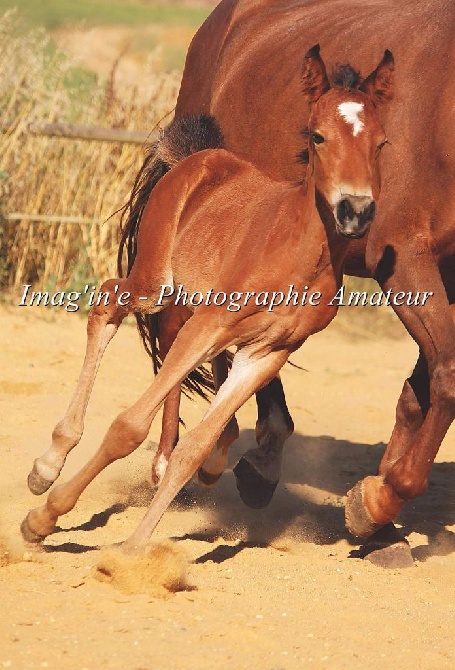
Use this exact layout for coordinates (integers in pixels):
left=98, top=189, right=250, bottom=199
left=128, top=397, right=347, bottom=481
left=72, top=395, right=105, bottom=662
left=0, top=1, right=210, bottom=30
left=1, top=2, right=211, bottom=73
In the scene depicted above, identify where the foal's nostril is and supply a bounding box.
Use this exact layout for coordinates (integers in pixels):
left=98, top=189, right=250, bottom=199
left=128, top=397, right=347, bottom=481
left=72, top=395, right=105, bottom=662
left=361, top=200, right=376, bottom=224
left=337, top=198, right=355, bottom=222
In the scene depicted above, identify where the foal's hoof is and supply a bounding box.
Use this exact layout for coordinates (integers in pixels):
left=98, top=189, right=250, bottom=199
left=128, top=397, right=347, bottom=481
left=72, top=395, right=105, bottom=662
left=345, top=480, right=382, bottom=538
left=198, top=467, right=222, bottom=487
left=28, top=465, right=53, bottom=496
left=352, top=523, right=414, bottom=569
left=151, top=453, right=169, bottom=487
left=233, top=457, right=278, bottom=509
left=20, top=515, right=47, bottom=544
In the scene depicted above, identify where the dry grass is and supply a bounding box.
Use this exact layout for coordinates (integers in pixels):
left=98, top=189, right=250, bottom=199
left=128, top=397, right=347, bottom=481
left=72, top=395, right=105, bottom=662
left=0, top=10, right=180, bottom=293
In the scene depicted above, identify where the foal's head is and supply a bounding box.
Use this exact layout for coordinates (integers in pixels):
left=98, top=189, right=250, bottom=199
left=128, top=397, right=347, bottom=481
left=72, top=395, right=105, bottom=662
left=302, top=45, right=394, bottom=238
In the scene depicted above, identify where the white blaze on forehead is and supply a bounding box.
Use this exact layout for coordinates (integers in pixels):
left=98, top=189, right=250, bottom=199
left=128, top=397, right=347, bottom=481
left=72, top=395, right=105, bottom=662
left=337, top=101, right=364, bottom=136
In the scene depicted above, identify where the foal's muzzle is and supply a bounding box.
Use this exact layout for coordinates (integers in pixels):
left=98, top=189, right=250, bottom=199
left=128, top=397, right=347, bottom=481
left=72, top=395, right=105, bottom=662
left=335, top=195, right=376, bottom=239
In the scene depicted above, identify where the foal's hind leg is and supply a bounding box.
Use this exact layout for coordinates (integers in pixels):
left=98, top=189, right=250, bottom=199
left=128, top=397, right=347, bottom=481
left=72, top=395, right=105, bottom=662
left=234, top=376, right=294, bottom=508
left=124, top=347, right=289, bottom=551
left=151, top=307, right=238, bottom=487
left=28, top=279, right=127, bottom=495
left=154, top=351, right=240, bottom=487
left=21, top=313, right=232, bottom=543
left=152, top=385, right=181, bottom=485
left=151, top=307, right=189, bottom=486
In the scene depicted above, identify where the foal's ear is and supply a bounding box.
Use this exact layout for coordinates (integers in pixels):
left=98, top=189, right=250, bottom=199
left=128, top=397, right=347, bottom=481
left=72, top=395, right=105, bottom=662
left=359, top=50, right=395, bottom=104
left=301, top=44, right=331, bottom=103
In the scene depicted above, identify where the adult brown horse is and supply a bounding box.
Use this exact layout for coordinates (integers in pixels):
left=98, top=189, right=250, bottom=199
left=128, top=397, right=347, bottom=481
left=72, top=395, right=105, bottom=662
left=172, top=0, right=455, bottom=561
left=132, top=0, right=455, bottom=565
left=21, top=47, right=394, bottom=552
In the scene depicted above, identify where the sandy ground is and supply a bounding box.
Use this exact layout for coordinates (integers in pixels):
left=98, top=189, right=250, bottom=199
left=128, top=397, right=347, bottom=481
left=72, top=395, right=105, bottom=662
left=0, top=303, right=454, bottom=669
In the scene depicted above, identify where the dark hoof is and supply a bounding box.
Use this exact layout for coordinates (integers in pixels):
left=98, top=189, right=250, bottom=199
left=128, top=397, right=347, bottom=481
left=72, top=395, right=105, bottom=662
left=351, top=523, right=414, bottom=569
left=20, top=515, right=47, bottom=544
left=233, top=457, right=278, bottom=509
left=198, top=468, right=222, bottom=487
left=345, top=481, right=382, bottom=538
left=28, top=468, right=53, bottom=496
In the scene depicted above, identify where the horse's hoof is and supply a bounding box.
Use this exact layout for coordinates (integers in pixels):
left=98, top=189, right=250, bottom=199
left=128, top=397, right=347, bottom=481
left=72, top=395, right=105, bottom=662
left=345, top=480, right=382, bottom=538
left=197, top=467, right=222, bottom=487
left=233, top=457, right=278, bottom=509
left=20, top=515, right=47, bottom=544
left=353, top=523, right=414, bottom=568
left=27, top=467, right=53, bottom=496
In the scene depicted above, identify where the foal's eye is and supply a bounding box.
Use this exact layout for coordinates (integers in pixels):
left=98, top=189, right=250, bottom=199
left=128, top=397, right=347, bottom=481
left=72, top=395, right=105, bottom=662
left=311, top=132, right=325, bottom=145
left=377, top=139, right=389, bottom=151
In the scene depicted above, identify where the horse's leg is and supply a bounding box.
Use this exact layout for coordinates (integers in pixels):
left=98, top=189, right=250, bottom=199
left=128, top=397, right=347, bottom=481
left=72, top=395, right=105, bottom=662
left=124, top=347, right=289, bottom=552
left=233, top=376, right=294, bottom=508
left=27, top=279, right=127, bottom=495
left=152, top=309, right=238, bottom=487
left=151, top=308, right=189, bottom=486
left=152, top=386, right=181, bottom=486
left=345, top=253, right=455, bottom=550
left=20, top=313, right=233, bottom=543
left=198, top=351, right=240, bottom=486
left=352, top=351, right=429, bottom=567
left=378, top=351, right=429, bottom=477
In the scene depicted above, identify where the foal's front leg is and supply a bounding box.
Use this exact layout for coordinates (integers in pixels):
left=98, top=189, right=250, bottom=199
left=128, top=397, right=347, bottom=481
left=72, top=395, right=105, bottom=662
left=234, top=376, right=294, bottom=508
left=28, top=279, right=127, bottom=495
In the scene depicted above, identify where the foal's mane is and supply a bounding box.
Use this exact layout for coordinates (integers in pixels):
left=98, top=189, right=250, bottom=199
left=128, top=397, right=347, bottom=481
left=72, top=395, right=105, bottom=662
left=297, top=62, right=362, bottom=165
left=331, top=63, right=361, bottom=89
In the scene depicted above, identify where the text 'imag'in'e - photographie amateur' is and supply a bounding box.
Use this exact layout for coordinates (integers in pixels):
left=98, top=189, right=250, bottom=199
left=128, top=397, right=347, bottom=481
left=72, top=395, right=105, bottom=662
left=18, top=283, right=435, bottom=314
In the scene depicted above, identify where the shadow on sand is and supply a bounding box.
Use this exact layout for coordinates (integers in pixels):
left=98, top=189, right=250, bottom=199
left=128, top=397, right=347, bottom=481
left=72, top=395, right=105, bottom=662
left=47, top=429, right=455, bottom=561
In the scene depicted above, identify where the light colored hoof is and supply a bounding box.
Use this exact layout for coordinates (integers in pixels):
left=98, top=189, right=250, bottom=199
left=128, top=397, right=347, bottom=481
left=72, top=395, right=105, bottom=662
left=27, top=466, right=54, bottom=496
left=345, top=480, right=382, bottom=538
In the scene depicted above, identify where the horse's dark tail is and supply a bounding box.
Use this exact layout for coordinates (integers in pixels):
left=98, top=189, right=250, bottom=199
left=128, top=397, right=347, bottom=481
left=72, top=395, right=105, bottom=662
left=117, top=114, right=224, bottom=400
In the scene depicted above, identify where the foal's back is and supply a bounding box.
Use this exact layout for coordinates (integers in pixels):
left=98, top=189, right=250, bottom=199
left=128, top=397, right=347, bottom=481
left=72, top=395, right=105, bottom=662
left=135, top=148, right=313, bottom=295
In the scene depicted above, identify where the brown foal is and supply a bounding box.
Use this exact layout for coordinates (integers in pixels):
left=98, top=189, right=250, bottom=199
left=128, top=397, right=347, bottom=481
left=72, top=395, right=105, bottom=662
left=22, top=46, right=393, bottom=552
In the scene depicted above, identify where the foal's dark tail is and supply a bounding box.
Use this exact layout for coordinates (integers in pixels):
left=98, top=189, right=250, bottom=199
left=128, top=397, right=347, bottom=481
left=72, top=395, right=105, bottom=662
left=117, top=114, right=224, bottom=399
